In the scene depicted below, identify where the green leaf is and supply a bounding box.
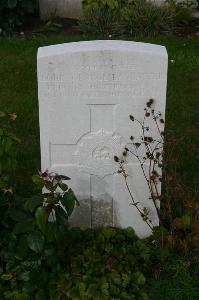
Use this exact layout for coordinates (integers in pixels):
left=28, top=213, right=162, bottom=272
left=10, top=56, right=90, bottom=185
left=37, top=289, right=47, bottom=300
left=18, top=271, right=31, bottom=282
left=108, top=273, right=121, bottom=286
left=182, top=214, right=191, bottom=227
left=46, top=195, right=58, bottom=204
left=1, top=273, right=13, bottom=281
left=24, top=195, right=42, bottom=213
left=46, top=223, right=57, bottom=242
left=60, top=175, right=71, bottom=180
left=7, top=0, right=18, bottom=9
left=5, top=137, right=13, bottom=152
left=27, top=231, right=44, bottom=253
left=13, top=220, right=34, bottom=234
left=58, top=182, right=68, bottom=191
left=61, top=189, right=76, bottom=216
left=35, top=206, right=48, bottom=234
left=8, top=208, right=27, bottom=222
left=32, top=174, right=45, bottom=188
left=133, top=272, right=146, bottom=286
left=15, top=235, right=28, bottom=260
left=0, top=195, right=8, bottom=206
left=0, top=112, right=6, bottom=118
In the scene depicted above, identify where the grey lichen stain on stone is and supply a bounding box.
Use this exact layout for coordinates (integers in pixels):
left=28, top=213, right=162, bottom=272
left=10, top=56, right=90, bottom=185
left=69, top=198, right=91, bottom=228
left=92, top=198, right=114, bottom=227
left=69, top=194, right=120, bottom=229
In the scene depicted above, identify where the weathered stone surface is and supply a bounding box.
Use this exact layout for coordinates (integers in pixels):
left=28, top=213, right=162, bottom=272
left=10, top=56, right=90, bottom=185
left=37, top=40, right=168, bottom=237
left=39, top=0, right=83, bottom=20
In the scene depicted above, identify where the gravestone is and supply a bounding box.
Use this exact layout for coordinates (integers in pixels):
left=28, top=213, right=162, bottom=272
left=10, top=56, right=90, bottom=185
left=37, top=40, right=168, bottom=238
left=39, top=0, right=83, bottom=20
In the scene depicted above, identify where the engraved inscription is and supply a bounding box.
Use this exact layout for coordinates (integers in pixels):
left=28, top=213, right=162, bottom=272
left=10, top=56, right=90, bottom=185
left=39, top=62, right=163, bottom=98
left=92, top=147, right=111, bottom=160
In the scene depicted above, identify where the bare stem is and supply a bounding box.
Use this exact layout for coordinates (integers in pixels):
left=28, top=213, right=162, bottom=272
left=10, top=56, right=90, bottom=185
left=119, top=163, right=154, bottom=231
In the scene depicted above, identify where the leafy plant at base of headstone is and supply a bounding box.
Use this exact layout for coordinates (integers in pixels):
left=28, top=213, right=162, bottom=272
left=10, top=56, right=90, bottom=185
left=48, top=227, right=151, bottom=300
left=31, top=170, right=80, bottom=227
left=114, top=99, right=164, bottom=231
left=0, top=111, right=20, bottom=190
left=0, top=170, right=79, bottom=298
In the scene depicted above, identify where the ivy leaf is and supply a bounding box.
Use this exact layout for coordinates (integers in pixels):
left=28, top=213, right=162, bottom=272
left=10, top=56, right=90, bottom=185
left=27, top=231, right=44, bottom=253
left=35, top=206, right=48, bottom=234
left=7, top=0, right=18, bottom=9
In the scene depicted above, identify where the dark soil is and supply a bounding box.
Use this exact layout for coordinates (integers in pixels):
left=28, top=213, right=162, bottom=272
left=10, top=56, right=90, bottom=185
left=19, top=16, right=82, bottom=37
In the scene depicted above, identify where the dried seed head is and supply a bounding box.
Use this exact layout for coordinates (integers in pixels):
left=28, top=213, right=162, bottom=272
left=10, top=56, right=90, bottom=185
left=146, top=152, right=150, bottom=158
left=134, top=143, right=141, bottom=148
left=114, top=156, right=119, bottom=162
left=156, top=152, right=161, bottom=158
left=160, top=118, right=165, bottom=124
left=145, top=112, right=150, bottom=117
left=124, top=147, right=129, bottom=152
left=129, top=115, right=134, bottom=121
left=146, top=99, right=154, bottom=108
left=8, top=112, right=17, bottom=121
left=144, top=137, right=153, bottom=143
left=123, top=150, right=127, bottom=157
left=149, top=98, right=154, bottom=104
left=130, top=136, right=134, bottom=141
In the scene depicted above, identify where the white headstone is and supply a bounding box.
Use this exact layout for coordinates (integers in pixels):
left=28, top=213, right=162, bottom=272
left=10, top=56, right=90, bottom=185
left=39, top=0, right=83, bottom=20
left=37, top=40, right=168, bottom=238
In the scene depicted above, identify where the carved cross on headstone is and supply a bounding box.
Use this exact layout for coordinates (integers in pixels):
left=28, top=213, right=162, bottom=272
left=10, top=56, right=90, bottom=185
left=49, top=104, right=125, bottom=227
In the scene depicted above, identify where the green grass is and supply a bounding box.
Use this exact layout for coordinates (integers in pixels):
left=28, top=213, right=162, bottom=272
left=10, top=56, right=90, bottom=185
left=148, top=250, right=199, bottom=300
left=0, top=35, right=199, bottom=196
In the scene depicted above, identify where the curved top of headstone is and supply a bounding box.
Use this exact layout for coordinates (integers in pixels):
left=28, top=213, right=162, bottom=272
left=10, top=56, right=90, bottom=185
left=38, top=40, right=168, bottom=59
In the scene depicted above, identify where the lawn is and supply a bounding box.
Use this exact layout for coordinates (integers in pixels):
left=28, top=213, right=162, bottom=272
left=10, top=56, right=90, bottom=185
left=0, top=34, right=199, bottom=300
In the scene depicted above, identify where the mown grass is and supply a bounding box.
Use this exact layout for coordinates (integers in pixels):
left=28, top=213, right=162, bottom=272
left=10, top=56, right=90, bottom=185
left=0, top=33, right=199, bottom=300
